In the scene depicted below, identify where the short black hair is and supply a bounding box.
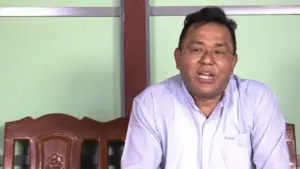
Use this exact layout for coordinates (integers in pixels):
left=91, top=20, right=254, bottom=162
left=178, top=6, right=237, bottom=55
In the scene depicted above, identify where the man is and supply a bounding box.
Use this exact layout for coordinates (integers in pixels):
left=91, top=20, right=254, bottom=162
left=121, top=6, right=290, bottom=169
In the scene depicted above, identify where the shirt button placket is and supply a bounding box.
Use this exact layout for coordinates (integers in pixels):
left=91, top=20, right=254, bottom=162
left=201, top=121, right=210, bottom=169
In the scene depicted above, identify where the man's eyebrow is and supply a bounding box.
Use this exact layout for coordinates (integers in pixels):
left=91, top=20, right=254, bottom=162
left=215, top=42, right=227, bottom=47
left=188, top=40, right=204, bottom=46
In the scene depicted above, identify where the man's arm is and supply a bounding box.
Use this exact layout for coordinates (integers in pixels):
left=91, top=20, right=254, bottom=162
left=121, top=98, right=162, bottom=169
left=251, top=86, right=290, bottom=168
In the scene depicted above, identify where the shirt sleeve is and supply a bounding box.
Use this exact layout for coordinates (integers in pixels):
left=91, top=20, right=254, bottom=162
left=251, top=86, right=290, bottom=169
left=121, top=98, right=163, bottom=169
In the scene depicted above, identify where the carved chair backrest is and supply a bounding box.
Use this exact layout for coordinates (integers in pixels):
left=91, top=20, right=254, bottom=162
left=286, top=123, right=297, bottom=169
left=3, top=113, right=129, bottom=169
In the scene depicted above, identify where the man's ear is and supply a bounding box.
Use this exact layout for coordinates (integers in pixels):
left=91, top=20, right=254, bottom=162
left=231, top=54, right=238, bottom=74
left=174, top=48, right=181, bottom=70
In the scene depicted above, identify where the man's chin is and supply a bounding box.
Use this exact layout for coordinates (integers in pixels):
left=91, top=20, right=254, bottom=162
left=194, top=87, right=219, bottom=98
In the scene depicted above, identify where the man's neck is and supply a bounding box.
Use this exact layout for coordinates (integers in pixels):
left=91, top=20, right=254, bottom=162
left=193, top=94, right=223, bottom=118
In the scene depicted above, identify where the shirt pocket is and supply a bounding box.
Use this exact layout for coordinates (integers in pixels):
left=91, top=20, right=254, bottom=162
left=213, top=132, right=252, bottom=169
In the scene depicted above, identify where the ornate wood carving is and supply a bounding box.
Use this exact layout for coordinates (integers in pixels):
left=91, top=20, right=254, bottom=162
left=46, top=152, right=64, bottom=169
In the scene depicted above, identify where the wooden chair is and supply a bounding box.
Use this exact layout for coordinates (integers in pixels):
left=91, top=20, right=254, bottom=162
left=2, top=113, right=129, bottom=169
left=286, top=123, right=297, bottom=169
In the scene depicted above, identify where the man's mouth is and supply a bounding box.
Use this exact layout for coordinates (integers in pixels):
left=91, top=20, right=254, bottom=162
left=197, top=71, right=215, bottom=84
left=198, top=72, right=213, bottom=80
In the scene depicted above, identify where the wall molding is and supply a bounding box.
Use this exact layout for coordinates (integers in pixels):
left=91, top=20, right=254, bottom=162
left=0, top=7, right=120, bottom=17
left=150, top=5, right=300, bottom=16
left=2, top=5, right=299, bottom=17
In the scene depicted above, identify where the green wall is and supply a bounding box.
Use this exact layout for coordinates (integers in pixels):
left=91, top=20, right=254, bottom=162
left=0, top=17, right=122, bottom=121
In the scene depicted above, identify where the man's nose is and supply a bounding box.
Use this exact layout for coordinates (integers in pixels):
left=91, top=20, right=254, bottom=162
left=200, top=50, right=213, bottom=65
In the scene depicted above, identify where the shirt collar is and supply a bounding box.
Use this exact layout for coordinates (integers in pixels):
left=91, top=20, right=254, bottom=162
left=180, top=76, right=230, bottom=111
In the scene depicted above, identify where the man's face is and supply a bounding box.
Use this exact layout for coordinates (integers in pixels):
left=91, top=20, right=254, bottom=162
left=174, top=22, right=238, bottom=99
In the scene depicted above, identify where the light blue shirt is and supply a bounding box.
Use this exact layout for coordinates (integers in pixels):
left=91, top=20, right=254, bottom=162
left=121, top=74, right=290, bottom=169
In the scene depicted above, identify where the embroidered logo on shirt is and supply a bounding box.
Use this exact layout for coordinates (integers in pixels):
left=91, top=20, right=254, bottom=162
left=225, top=136, right=234, bottom=140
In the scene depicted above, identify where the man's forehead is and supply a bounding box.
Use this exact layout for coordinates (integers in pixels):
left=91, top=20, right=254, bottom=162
left=184, top=24, right=232, bottom=45
left=186, top=23, right=231, bottom=38
left=187, top=40, right=228, bottom=47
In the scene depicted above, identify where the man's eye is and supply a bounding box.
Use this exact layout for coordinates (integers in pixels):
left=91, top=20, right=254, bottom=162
left=215, top=50, right=224, bottom=54
left=191, top=48, right=203, bottom=52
